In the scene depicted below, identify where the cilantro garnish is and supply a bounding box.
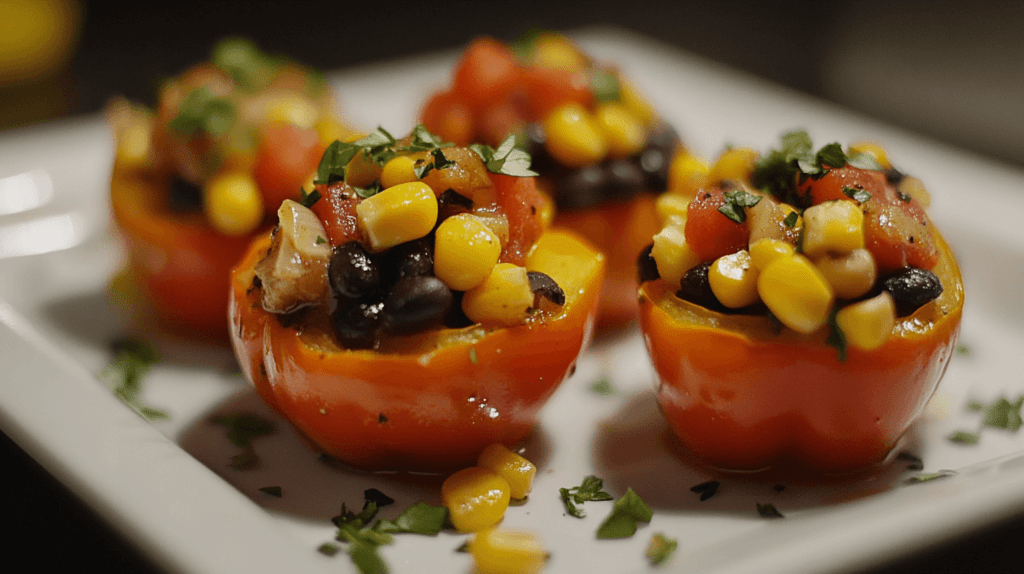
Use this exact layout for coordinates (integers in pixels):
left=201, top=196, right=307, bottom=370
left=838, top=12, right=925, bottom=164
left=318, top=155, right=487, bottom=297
left=948, top=430, right=980, bottom=444
left=825, top=308, right=848, bottom=362
left=591, top=68, right=621, bottom=102
left=314, top=128, right=398, bottom=185
left=210, top=412, right=274, bottom=470
left=318, top=542, right=341, bottom=556
left=98, top=336, right=168, bottom=421
left=400, top=124, right=452, bottom=152
left=169, top=87, right=236, bottom=137
left=560, top=475, right=614, bottom=518
left=842, top=185, right=871, bottom=203
left=782, top=211, right=799, bottom=227
left=454, top=540, right=470, bottom=553
left=373, top=502, right=448, bottom=535
left=966, top=400, right=984, bottom=412
left=981, top=395, right=1024, bottom=431
left=300, top=188, right=321, bottom=208
left=211, top=37, right=272, bottom=92
left=896, top=190, right=912, bottom=203
left=717, top=189, right=761, bottom=224
left=646, top=533, right=678, bottom=566
left=590, top=376, right=616, bottom=396
left=906, top=470, right=956, bottom=483
left=471, top=135, right=539, bottom=177
left=755, top=502, right=784, bottom=518
left=595, top=488, right=653, bottom=538
left=956, top=344, right=972, bottom=356
left=413, top=148, right=456, bottom=179
left=689, top=480, right=719, bottom=501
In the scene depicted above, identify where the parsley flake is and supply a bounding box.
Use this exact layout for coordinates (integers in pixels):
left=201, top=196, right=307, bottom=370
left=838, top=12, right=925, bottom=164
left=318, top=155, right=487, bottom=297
left=717, top=189, right=762, bottom=224
left=756, top=502, right=784, bottom=518
left=646, top=533, right=678, bottom=566
left=99, top=336, right=167, bottom=420
left=169, top=87, right=236, bottom=137
left=210, top=412, right=275, bottom=448
left=596, top=488, right=653, bottom=538
left=956, top=344, right=972, bottom=356
left=373, top=502, right=448, bottom=535
left=906, top=470, right=956, bottom=483
left=471, top=135, right=539, bottom=177
left=782, top=211, right=799, bottom=227
left=560, top=475, right=613, bottom=518
left=590, top=376, right=616, bottom=396
left=689, top=480, right=719, bottom=501
left=400, top=124, right=452, bottom=152
left=842, top=185, right=872, bottom=203
left=982, top=395, right=1024, bottom=431
left=591, top=68, right=621, bottom=102
left=948, top=430, right=980, bottom=444
left=826, top=308, right=848, bottom=362
left=300, top=188, right=321, bottom=208
left=318, top=542, right=341, bottom=556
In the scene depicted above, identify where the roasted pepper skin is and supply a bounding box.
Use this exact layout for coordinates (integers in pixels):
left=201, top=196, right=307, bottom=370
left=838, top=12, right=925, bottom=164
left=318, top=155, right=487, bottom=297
left=111, top=160, right=269, bottom=337
left=230, top=229, right=604, bottom=471
left=639, top=228, right=963, bottom=473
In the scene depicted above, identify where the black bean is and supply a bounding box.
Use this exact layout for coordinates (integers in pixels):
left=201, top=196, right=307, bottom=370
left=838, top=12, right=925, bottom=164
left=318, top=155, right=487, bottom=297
left=556, top=164, right=607, bottom=210
left=639, top=147, right=670, bottom=192
left=646, top=122, right=680, bottom=153
left=444, top=291, right=475, bottom=329
left=527, top=271, right=565, bottom=307
left=605, top=159, right=646, bottom=200
left=331, top=298, right=384, bottom=349
left=329, top=242, right=381, bottom=300
left=637, top=242, right=659, bottom=283
left=383, top=236, right=435, bottom=284
left=882, top=266, right=943, bottom=317
left=883, top=167, right=906, bottom=186
left=383, top=276, right=452, bottom=334
left=677, top=261, right=726, bottom=312
left=167, top=176, right=204, bottom=213
left=437, top=189, right=474, bottom=223
left=521, top=123, right=557, bottom=174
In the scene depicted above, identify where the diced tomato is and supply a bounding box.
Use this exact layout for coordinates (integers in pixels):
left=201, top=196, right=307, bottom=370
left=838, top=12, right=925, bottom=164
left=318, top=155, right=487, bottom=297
left=684, top=186, right=749, bottom=262
left=420, top=90, right=475, bottom=147
left=452, top=38, right=522, bottom=111
left=253, top=123, right=324, bottom=213
left=799, top=165, right=888, bottom=206
left=310, top=182, right=362, bottom=246
left=478, top=93, right=527, bottom=147
left=523, top=65, right=593, bottom=119
left=493, top=174, right=545, bottom=265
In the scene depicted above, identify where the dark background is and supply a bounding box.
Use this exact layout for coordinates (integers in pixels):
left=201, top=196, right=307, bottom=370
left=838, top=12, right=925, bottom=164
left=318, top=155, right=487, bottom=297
left=3, top=1, right=1023, bottom=572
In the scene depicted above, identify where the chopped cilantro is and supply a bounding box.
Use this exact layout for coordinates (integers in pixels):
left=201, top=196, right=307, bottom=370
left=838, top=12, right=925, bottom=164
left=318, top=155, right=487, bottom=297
left=896, top=190, right=912, bottom=202
left=982, top=396, right=1024, bottom=431
left=596, top=488, right=653, bottom=538
left=373, top=502, right=448, bottom=535
left=300, top=188, right=321, bottom=208
left=826, top=309, right=848, bottom=362
left=956, top=344, right=972, bottom=356
left=906, top=470, right=956, bottom=483
left=347, top=540, right=389, bottom=574
left=689, top=480, right=719, bottom=501
left=211, top=37, right=272, bottom=91
left=646, top=533, right=678, bottom=566
left=318, top=542, right=341, bottom=556
left=756, top=502, right=784, bottom=518
left=353, top=182, right=383, bottom=199
left=717, top=189, right=761, bottom=224
left=471, top=135, right=539, bottom=177
left=590, top=376, right=616, bottom=396
left=560, top=475, right=614, bottom=518
left=259, top=486, right=283, bottom=497
left=591, top=68, right=621, bottom=102
left=400, top=124, right=452, bottom=152
left=846, top=151, right=884, bottom=171
left=364, top=488, right=395, bottom=508
left=842, top=185, right=872, bottom=203
left=782, top=211, right=799, bottom=227
left=210, top=412, right=275, bottom=448
left=316, top=235, right=327, bottom=245
left=509, top=29, right=543, bottom=62
left=454, top=540, right=470, bottom=553
left=948, top=430, right=980, bottom=444
left=966, top=400, right=984, bottom=412
left=98, top=336, right=167, bottom=421
left=169, top=87, right=236, bottom=137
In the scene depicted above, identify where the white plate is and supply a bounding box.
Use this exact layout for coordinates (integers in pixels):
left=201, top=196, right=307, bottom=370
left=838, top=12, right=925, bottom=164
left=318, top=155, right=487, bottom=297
left=1, top=27, right=1023, bottom=574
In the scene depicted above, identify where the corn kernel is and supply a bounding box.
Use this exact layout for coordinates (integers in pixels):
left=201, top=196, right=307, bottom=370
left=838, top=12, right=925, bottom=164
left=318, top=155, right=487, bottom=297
left=115, top=118, right=152, bottom=168
left=749, top=238, right=796, bottom=270
left=619, top=79, right=656, bottom=126
left=264, top=93, right=319, bottom=129
left=462, top=263, right=535, bottom=326
left=814, top=248, right=877, bottom=299
left=543, top=102, right=608, bottom=168
left=650, top=215, right=700, bottom=285
left=655, top=193, right=690, bottom=225
left=315, top=115, right=358, bottom=147
left=835, top=292, right=896, bottom=351
left=667, top=151, right=710, bottom=197
left=380, top=155, right=419, bottom=189
left=848, top=141, right=891, bottom=169
left=898, top=176, right=931, bottom=209
left=204, top=171, right=264, bottom=236
left=801, top=200, right=864, bottom=257
left=477, top=443, right=536, bottom=500
left=345, top=150, right=383, bottom=189
left=531, top=33, right=587, bottom=71
left=356, top=181, right=438, bottom=251
left=758, top=254, right=834, bottom=334
left=709, top=147, right=758, bottom=184
left=748, top=197, right=800, bottom=244
left=709, top=250, right=760, bottom=308
left=594, top=102, right=646, bottom=158
left=471, top=528, right=547, bottom=574
left=442, top=467, right=511, bottom=533
left=434, top=214, right=502, bottom=291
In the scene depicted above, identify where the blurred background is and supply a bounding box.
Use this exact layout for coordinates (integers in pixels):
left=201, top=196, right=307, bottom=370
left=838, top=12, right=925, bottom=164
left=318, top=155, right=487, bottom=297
left=2, top=0, right=1023, bottom=572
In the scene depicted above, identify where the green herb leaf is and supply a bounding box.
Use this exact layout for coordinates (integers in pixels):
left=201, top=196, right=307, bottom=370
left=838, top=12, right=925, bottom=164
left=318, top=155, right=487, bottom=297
left=591, top=68, right=621, bottom=102
left=353, top=181, right=382, bottom=199
left=896, top=190, right=912, bottom=203
left=509, top=29, right=543, bottom=62
left=717, top=189, right=762, bottom=224
left=211, top=37, right=272, bottom=92
left=99, top=337, right=167, bottom=420
left=756, top=502, right=784, bottom=518
left=906, top=470, right=956, bottom=483
left=348, top=540, right=390, bottom=574
left=982, top=396, right=1024, bottom=431
left=315, top=140, right=359, bottom=185
left=646, top=533, right=678, bottom=566
left=782, top=211, right=799, bottom=227
left=560, top=475, right=614, bottom=518
left=210, top=412, right=275, bottom=448
left=689, top=480, right=719, bottom=501
left=169, top=87, right=236, bottom=137
left=813, top=142, right=847, bottom=171
left=590, top=377, right=616, bottom=396
left=259, top=486, right=283, bottom=497
left=966, top=400, right=984, bottom=411
left=364, top=488, right=395, bottom=508
left=847, top=151, right=883, bottom=171
left=471, top=135, right=539, bottom=177
left=842, top=185, right=871, bottom=203
left=400, top=124, right=452, bottom=152
left=318, top=542, right=341, bottom=556
left=826, top=308, right=848, bottom=362
left=956, top=344, right=972, bottom=356
left=948, top=430, right=980, bottom=444
left=596, top=488, right=653, bottom=538
left=373, top=502, right=448, bottom=535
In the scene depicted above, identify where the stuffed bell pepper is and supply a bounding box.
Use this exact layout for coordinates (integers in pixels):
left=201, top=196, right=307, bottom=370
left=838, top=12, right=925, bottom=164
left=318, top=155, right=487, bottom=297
left=108, top=38, right=354, bottom=337
left=421, top=31, right=697, bottom=329
left=637, top=131, right=963, bottom=473
left=229, top=126, right=604, bottom=471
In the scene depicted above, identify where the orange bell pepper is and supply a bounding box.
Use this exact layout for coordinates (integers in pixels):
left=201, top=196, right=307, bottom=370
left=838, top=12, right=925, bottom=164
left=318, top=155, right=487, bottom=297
left=229, top=228, right=604, bottom=471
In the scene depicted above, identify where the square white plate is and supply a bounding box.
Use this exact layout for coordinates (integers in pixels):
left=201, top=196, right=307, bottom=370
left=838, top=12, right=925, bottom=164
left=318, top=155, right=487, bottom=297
left=1, top=27, right=1023, bottom=574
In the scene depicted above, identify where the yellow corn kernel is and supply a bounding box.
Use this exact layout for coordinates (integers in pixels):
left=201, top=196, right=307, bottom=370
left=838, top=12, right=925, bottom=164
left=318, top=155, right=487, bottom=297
left=531, top=33, right=587, bottom=71
left=749, top=238, right=795, bottom=270
left=655, top=193, right=690, bottom=225
left=264, top=93, right=319, bottom=129
left=650, top=215, right=700, bottom=285
left=380, top=155, right=419, bottom=189
left=355, top=181, right=438, bottom=251
left=462, top=263, right=535, bottom=326
left=667, top=151, right=710, bottom=197
left=315, top=115, right=357, bottom=147
left=442, top=467, right=511, bottom=533
left=543, top=102, right=608, bottom=168
left=594, top=102, right=646, bottom=158
left=898, top=176, right=931, bottom=209
left=115, top=118, right=152, bottom=168
left=709, top=147, right=758, bottom=184
left=758, top=254, right=834, bottom=334
left=848, top=141, right=891, bottom=169
left=477, top=443, right=536, bottom=500
left=619, top=79, right=656, bottom=126
left=345, top=150, right=382, bottom=189
left=801, top=200, right=864, bottom=257
left=709, top=250, right=760, bottom=308
left=434, top=214, right=502, bottom=291
left=835, top=292, right=896, bottom=351
left=814, top=248, right=877, bottom=299
left=204, top=171, right=264, bottom=236
left=300, top=170, right=317, bottom=196
left=471, top=528, right=547, bottom=574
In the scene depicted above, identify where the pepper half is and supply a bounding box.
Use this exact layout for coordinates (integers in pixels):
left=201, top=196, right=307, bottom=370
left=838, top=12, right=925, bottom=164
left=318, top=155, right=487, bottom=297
left=230, top=228, right=604, bottom=471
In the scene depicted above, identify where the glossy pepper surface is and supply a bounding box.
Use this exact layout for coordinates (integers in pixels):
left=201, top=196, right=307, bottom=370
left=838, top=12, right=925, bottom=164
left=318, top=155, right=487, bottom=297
left=230, top=228, right=604, bottom=471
